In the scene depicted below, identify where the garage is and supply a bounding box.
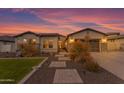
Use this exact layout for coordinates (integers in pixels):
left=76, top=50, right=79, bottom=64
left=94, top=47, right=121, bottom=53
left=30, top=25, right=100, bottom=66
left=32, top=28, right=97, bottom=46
left=80, top=39, right=100, bottom=52
left=89, top=40, right=100, bottom=52
left=67, top=28, right=108, bottom=52
left=1, top=44, right=12, bottom=52
left=0, top=36, right=15, bottom=52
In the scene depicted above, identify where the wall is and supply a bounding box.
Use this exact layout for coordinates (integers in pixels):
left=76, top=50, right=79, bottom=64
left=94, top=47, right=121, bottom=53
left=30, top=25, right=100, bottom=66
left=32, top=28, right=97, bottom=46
left=59, top=36, right=66, bottom=41
left=15, top=33, right=40, bottom=51
left=118, top=38, right=124, bottom=50
left=107, top=39, right=124, bottom=51
left=0, top=41, right=15, bottom=52
left=69, top=30, right=106, bottom=39
left=40, top=36, right=58, bottom=53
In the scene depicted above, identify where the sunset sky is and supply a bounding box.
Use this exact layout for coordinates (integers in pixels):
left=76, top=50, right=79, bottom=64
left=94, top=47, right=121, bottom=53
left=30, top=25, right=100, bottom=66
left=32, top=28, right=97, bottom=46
left=0, top=8, right=124, bottom=35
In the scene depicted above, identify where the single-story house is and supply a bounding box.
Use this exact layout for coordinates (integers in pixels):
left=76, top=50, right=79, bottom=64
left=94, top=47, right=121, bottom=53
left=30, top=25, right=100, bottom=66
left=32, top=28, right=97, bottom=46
left=14, top=31, right=65, bottom=53
left=66, top=28, right=124, bottom=52
left=0, top=28, right=124, bottom=53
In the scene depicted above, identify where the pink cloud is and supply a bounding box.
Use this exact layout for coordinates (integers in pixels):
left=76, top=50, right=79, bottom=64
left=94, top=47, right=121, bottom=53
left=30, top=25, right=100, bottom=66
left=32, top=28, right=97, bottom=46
left=0, top=23, right=69, bottom=35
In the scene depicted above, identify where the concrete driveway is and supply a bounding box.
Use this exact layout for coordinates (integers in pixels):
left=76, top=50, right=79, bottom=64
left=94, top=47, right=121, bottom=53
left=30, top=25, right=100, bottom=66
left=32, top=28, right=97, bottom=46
left=91, top=52, right=124, bottom=80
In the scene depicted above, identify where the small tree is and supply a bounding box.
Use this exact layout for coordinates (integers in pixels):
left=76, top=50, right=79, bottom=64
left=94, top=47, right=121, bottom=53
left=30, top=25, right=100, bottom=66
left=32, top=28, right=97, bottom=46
left=19, top=39, right=39, bottom=57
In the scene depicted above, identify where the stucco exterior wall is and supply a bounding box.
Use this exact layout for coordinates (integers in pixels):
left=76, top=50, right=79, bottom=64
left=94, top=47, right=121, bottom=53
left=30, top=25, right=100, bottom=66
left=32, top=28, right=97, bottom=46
left=15, top=33, right=40, bottom=51
left=69, top=30, right=106, bottom=39
left=107, top=39, right=124, bottom=51
left=59, top=36, right=66, bottom=41
left=40, top=36, right=58, bottom=53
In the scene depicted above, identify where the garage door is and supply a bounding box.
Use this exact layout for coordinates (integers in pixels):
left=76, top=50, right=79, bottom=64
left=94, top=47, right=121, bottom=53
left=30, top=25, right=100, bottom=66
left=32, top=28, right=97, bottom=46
left=89, top=40, right=99, bottom=52
left=1, top=45, right=11, bottom=52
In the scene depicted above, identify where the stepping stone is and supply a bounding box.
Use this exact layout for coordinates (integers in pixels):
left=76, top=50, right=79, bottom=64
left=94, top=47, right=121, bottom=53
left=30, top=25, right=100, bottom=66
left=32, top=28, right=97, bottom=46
left=58, top=57, right=71, bottom=61
left=49, top=62, right=66, bottom=68
left=59, top=52, right=69, bottom=55
left=52, top=61, right=66, bottom=62
left=53, top=69, right=83, bottom=84
left=55, top=54, right=64, bottom=57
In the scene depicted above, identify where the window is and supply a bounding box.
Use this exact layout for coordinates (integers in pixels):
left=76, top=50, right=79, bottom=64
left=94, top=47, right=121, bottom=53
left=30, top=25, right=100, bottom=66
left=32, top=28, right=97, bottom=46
left=43, top=40, right=48, bottom=48
left=49, top=40, right=53, bottom=48
left=43, top=40, right=53, bottom=48
left=31, top=39, right=37, bottom=44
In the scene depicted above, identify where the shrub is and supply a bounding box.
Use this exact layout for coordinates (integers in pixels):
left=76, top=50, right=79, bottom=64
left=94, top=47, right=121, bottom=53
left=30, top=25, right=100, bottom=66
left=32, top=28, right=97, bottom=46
left=68, top=39, right=100, bottom=72
left=84, top=61, right=99, bottom=72
left=69, top=52, right=76, bottom=61
left=69, top=40, right=89, bottom=62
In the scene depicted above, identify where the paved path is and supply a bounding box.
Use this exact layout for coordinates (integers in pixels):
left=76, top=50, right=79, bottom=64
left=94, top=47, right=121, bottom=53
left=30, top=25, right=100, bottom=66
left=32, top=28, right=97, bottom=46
left=51, top=52, right=83, bottom=83
left=24, top=52, right=84, bottom=84
left=91, top=52, right=124, bottom=80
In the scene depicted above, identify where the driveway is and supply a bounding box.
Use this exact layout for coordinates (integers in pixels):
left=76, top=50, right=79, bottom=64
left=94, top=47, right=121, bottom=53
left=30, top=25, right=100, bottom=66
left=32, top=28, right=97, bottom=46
left=91, top=52, right=124, bottom=80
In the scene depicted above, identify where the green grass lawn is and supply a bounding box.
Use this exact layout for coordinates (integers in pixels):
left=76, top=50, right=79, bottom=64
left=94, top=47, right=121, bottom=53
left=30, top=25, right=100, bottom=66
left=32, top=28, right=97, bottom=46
left=0, top=57, right=44, bottom=84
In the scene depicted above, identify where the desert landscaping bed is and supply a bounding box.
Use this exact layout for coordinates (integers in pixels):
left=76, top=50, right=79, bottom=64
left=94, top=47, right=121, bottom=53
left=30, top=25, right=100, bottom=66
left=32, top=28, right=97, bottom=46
left=0, top=57, right=44, bottom=84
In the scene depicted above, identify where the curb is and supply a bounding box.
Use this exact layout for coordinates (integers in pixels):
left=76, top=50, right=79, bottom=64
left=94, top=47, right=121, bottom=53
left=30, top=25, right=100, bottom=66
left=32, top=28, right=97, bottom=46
left=18, top=57, right=48, bottom=84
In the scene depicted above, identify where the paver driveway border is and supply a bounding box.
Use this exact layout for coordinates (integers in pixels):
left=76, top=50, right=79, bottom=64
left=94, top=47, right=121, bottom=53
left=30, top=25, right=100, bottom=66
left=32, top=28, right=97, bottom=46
left=19, top=57, right=48, bottom=84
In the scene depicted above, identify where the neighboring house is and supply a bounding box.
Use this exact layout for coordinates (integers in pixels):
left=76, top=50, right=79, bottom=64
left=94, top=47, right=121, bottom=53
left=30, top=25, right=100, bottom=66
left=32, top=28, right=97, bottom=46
left=66, top=28, right=124, bottom=52
left=14, top=31, right=65, bottom=53
left=0, top=36, right=15, bottom=52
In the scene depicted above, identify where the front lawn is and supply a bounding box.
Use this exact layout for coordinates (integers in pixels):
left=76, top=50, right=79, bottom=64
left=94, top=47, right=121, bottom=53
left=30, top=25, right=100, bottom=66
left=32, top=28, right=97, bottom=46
left=0, top=57, right=44, bottom=84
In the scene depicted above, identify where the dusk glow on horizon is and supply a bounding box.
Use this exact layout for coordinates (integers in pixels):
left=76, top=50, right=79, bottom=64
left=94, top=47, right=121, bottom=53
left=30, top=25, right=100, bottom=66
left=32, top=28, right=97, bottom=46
left=0, top=8, right=124, bottom=35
